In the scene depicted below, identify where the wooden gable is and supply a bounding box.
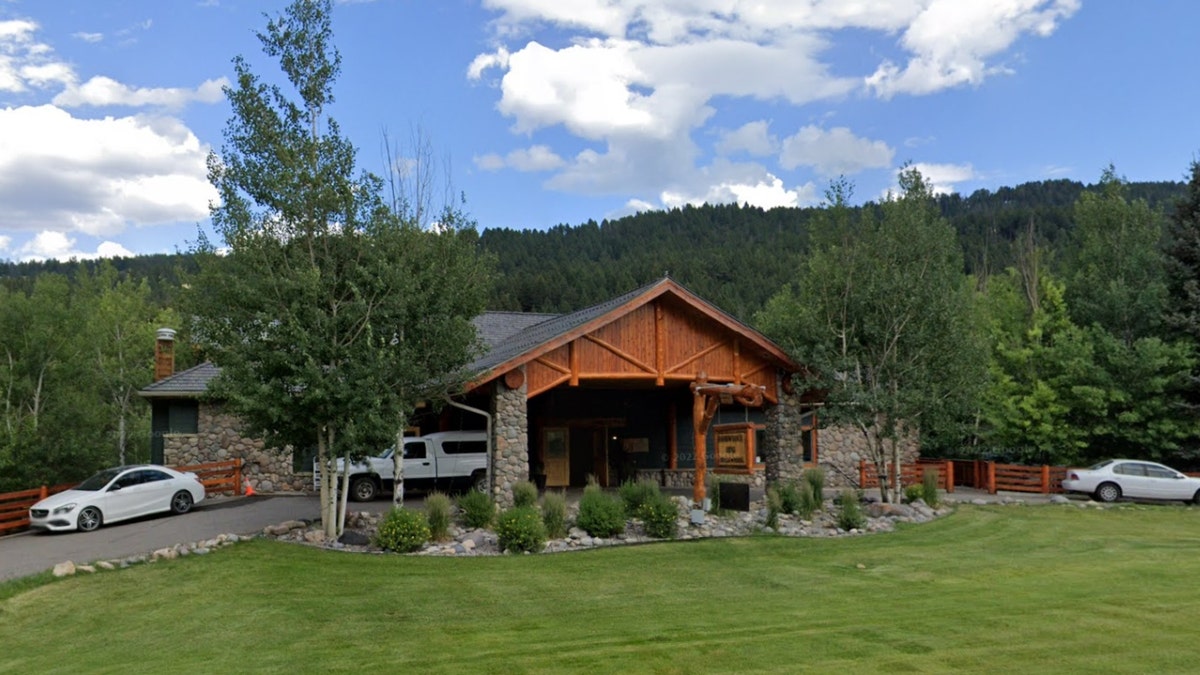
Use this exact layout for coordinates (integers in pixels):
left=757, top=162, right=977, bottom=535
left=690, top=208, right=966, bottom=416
left=511, top=287, right=791, bottom=402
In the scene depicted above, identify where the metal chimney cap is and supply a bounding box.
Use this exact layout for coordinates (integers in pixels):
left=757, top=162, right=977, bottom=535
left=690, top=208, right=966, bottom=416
left=156, top=328, right=177, bottom=341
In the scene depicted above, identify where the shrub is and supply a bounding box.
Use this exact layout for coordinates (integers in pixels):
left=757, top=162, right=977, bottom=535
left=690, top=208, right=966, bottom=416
left=512, top=480, right=539, bottom=509
left=804, top=467, right=825, bottom=503
left=541, top=491, right=568, bottom=539
left=577, top=487, right=626, bottom=537
left=424, top=492, right=453, bottom=542
left=619, top=479, right=661, bottom=514
left=374, top=507, right=430, bottom=553
left=456, top=489, right=494, bottom=529
left=836, top=489, right=866, bottom=531
left=903, top=485, right=924, bottom=505
left=777, top=482, right=802, bottom=515
left=922, top=468, right=940, bottom=507
left=706, top=472, right=721, bottom=513
left=639, top=493, right=678, bottom=539
left=765, top=487, right=782, bottom=531
left=496, top=506, right=547, bottom=553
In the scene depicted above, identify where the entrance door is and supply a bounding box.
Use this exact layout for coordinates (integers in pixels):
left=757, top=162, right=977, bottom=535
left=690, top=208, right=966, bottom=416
left=544, top=428, right=569, bottom=488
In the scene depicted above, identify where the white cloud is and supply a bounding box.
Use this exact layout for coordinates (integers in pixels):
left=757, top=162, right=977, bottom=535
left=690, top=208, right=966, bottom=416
left=0, top=234, right=10, bottom=253
left=473, top=1, right=1077, bottom=214
left=0, top=105, right=218, bottom=236
left=866, top=0, right=1080, bottom=98
left=780, top=126, right=895, bottom=176
left=12, top=231, right=134, bottom=262
left=716, top=121, right=777, bottom=157
left=54, top=76, right=228, bottom=110
left=72, top=31, right=103, bottom=43
left=475, top=145, right=565, bottom=172
left=884, top=162, right=975, bottom=197
left=473, top=153, right=506, bottom=171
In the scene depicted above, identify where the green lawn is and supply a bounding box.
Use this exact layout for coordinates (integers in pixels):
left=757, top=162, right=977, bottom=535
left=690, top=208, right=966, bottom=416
left=3, top=504, right=1200, bottom=673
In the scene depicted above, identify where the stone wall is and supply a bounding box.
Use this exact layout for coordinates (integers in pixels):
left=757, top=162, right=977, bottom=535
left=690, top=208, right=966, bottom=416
left=163, top=402, right=310, bottom=493
left=634, top=469, right=766, bottom=489
left=490, top=371, right=529, bottom=508
left=760, top=371, right=921, bottom=490
left=763, top=374, right=807, bottom=486
left=817, top=424, right=919, bottom=489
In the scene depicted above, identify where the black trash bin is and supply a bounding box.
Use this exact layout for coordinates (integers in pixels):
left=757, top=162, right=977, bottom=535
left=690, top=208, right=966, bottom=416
left=718, top=481, right=750, bottom=512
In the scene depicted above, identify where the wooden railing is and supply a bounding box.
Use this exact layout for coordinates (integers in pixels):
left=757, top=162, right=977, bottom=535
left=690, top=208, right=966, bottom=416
left=988, top=462, right=1067, bottom=494
left=0, top=483, right=77, bottom=536
left=182, top=458, right=244, bottom=497
left=0, top=458, right=244, bottom=536
left=858, top=459, right=1076, bottom=495
left=858, top=459, right=955, bottom=493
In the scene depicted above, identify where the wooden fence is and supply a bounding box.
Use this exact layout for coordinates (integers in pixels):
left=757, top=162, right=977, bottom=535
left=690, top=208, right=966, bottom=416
left=861, top=458, right=1068, bottom=495
left=0, top=458, right=244, bottom=536
left=858, top=459, right=955, bottom=493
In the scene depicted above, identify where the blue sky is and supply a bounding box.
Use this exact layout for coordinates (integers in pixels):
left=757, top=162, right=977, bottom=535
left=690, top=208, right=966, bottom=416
left=0, top=0, right=1197, bottom=261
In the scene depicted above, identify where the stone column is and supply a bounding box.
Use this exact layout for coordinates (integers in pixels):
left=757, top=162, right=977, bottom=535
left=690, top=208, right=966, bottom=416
left=489, top=368, right=529, bottom=508
left=763, top=371, right=806, bottom=487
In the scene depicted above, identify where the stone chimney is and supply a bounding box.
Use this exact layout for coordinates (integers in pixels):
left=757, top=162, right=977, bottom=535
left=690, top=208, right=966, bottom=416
left=154, top=328, right=177, bottom=381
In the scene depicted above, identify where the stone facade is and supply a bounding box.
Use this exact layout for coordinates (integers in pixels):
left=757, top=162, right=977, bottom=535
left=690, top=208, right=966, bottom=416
left=760, top=373, right=921, bottom=489
left=633, top=468, right=766, bottom=489
left=763, top=374, right=807, bottom=486
left=490, top=370, right=529, bottom=508
left=817, top=424, right=919, bottom=489
left=163, top=402, right=310, bottom=493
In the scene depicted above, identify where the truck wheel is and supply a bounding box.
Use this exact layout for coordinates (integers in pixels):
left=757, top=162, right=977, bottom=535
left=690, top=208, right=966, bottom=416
left=471, top=471, right=488, bottom=493
left=350, top=477, right=377, bottom=502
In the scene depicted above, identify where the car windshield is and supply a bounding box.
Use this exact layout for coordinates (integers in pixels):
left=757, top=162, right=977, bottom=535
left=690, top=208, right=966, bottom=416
left=379, top=448, right=394, bottom=460
left=76, top=468, right=123, bottom=491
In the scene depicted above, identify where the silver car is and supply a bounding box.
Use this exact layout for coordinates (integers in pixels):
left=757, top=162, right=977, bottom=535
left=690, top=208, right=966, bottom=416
left=1062, top=459, right=1200, bottom=504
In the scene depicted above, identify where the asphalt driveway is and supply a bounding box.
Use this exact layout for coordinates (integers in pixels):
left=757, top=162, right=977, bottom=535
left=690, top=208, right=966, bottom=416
left=0, top=494, right=324, bottom=582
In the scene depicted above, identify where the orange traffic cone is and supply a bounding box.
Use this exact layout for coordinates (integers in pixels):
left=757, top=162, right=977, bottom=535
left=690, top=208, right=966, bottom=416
left=243, top=477, right=257, bottom=497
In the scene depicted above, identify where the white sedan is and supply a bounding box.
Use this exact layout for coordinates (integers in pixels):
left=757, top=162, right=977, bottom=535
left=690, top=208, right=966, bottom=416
left=1062, top=459, right=1200, bottom=504
left=28, top=465, right=206, bottom=533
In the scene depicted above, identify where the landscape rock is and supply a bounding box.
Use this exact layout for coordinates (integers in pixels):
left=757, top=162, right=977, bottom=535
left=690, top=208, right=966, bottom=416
left=52, top=561, right=76, bottom=577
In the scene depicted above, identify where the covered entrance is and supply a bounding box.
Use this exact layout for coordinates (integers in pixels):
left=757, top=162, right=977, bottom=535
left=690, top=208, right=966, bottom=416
left=464, top=278, right=802, bottom=506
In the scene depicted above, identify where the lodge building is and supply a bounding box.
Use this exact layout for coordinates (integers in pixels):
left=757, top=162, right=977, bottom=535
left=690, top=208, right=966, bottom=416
left=140, top=278, right=907, bottom=505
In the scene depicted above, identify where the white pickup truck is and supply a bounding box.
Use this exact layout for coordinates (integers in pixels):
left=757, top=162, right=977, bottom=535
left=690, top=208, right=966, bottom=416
left=314, top=431, right=489, bottom=501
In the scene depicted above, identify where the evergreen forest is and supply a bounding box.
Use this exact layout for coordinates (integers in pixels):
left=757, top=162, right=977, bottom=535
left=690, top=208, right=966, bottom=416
left=4, top=170, right=1200, bottom=491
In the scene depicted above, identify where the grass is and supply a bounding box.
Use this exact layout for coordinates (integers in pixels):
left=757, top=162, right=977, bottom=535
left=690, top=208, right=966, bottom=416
left=3, top=503, right=1200, bottom=673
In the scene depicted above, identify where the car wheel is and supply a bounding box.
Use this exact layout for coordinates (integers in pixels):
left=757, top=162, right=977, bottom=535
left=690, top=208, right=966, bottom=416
left=471, top=471, right=488, bottom=493
left=1095, top=482, right=1121, bottom=503
left=1192, top=489, right=1200, bottom=506
left=350, top=477, right=377, bottom=502
left=77, top=507, right=102, bottom=532
left=171, top=490, right=194, bottom=515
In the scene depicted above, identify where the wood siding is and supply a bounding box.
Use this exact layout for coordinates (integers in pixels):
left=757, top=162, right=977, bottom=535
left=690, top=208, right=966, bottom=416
left=524, top=297, right=779, bottom=401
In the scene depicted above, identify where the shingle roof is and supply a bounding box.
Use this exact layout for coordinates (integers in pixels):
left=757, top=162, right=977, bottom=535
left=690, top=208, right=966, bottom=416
left=138, top=362, right=220, bottom=397
left=138, top=277, right=794, bottom=398
left=472, top=311, right=559, bottom=349
left=465, top=280, right=661, bottom=376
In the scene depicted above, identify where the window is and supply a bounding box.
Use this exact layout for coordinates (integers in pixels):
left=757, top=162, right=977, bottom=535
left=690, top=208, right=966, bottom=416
left=799, top=409, right=818, bottom=464
left=167, top=401, right=199, bottom=434
left=442, top=440, right=487, bottom=455
left=404, top=442, right=428, bottom=459
left=141, top=470, right=171, bottom=483
left=1114, top=463, right=1147, bottom=476
left=292, top=445, right=318, bottom=473
left=1145, top=465, right=1177, bottom=479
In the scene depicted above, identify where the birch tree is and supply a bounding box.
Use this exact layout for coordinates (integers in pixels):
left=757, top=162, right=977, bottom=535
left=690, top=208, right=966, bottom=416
left=757, top=169, right=986, bottom=502
left=187, top=0, right=488, bottom=539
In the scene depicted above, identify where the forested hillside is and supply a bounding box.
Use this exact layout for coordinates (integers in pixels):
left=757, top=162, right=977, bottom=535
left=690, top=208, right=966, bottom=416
left=0, top=178, right=1183, bottom=321
left=479, top=178, right=1186, bottom=319
left=2, top=173, right=1196, bottom=489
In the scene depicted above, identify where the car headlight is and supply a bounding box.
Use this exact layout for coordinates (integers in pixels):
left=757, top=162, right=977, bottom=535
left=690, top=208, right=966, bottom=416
left=52, top=503, right=77, bottom=515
